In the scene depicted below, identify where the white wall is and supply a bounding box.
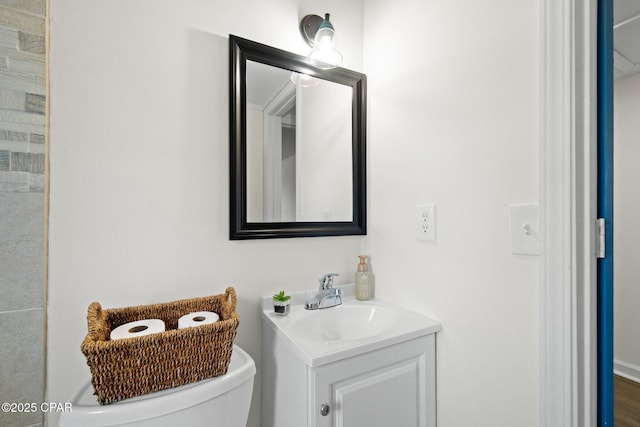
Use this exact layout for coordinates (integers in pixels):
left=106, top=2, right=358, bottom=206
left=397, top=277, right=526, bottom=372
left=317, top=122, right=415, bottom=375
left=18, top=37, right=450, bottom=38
left=246, top=105, right=264, bottom=221
left=47, top=1, right=364, bottom=427
left=298, top=80, right=352, bottom=221
left=363, top=1, right=540, bottom=426
left=49, top=1, right=542, bottom=426
left=614, top=72, right=640, bottom=378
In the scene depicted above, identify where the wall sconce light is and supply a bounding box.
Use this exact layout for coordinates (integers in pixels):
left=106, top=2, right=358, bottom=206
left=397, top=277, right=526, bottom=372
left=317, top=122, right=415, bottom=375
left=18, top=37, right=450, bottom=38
left=299, top=13, right=343, bottom=69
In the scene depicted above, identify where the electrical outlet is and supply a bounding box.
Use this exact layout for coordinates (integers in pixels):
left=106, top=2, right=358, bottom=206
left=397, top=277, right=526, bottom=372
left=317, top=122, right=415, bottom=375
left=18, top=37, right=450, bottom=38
left=416, top=204, right=436, bottom=242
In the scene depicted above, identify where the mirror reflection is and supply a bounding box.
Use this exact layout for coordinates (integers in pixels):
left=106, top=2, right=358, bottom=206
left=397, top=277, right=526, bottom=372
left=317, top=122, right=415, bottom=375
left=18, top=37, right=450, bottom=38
left=229, top=35, right=366, bottom=240
left=245, top=60, right=353, bottom=222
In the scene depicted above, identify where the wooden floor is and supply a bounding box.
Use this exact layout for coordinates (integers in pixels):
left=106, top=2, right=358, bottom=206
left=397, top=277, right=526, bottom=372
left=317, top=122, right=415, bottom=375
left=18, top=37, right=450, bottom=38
left=615, top=375, right=640, bottom=427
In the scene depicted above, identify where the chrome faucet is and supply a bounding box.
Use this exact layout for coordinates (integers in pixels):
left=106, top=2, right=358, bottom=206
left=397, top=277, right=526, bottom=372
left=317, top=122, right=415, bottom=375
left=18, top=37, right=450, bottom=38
left=305, top=273, right=342, bottom=310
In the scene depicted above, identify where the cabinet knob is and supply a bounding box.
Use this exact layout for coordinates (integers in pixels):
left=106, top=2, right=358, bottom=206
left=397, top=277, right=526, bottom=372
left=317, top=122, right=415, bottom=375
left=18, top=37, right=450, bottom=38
left=320, top=403, right=331, bottom=416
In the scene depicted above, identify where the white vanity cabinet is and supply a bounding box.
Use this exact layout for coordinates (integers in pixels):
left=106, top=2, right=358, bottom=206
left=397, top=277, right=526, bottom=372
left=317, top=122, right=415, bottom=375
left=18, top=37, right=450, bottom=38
left=261, top=290, right=441, bottom=427
left=309, top=335, right=436, bottom=427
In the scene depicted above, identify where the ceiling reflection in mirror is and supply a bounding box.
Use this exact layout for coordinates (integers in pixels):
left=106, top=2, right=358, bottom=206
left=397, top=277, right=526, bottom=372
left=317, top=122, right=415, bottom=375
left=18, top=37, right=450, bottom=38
left=245, top=60, right=353, bottom=223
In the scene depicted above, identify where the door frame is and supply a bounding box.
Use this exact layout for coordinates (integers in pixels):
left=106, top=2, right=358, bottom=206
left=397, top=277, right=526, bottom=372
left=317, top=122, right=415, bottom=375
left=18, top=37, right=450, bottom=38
left=540, top=0, right=598, bottom=426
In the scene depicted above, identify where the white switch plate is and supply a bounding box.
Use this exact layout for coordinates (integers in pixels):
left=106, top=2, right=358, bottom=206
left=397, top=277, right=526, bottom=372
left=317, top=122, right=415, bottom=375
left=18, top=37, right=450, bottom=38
left=509, top=204, right=539, bottom=255
left=416, top=204, right=436, bottom=242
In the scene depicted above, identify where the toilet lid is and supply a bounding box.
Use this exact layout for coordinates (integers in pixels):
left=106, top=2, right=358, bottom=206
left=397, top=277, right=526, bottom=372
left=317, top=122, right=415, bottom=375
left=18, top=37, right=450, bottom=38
left=59, top=345, right=256, bottom=427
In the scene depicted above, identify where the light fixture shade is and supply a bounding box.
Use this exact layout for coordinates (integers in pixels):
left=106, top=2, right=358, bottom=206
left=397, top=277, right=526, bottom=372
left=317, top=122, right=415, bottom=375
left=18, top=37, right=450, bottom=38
left=300, top=13, right=343, bottom=70
left=290, top=72, right=320, bottom=87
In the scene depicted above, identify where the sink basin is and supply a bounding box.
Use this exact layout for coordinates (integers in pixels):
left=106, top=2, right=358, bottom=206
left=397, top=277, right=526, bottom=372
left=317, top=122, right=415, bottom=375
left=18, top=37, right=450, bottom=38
left=261, top=285, right=442, bottom=367
left=289, top=305, right=394, bottom=342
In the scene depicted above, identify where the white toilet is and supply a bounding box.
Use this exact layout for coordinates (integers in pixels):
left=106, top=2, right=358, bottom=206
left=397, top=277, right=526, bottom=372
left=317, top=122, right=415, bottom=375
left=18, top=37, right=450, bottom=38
left=59, top=345, right=256, bottom=427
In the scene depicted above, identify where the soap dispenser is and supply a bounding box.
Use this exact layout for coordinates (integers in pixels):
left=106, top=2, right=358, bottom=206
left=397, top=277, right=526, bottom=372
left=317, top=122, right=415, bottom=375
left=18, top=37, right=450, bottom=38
left=355, top=255, right=374, bottom=300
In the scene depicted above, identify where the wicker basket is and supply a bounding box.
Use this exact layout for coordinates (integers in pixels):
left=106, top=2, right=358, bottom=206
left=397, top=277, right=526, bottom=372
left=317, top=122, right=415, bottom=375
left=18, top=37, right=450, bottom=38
left=81, top=287, right=239, bottom=405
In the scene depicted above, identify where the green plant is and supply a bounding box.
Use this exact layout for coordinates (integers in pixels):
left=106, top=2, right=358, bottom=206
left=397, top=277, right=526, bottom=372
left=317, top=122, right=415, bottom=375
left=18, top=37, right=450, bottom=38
left=272, top=290, right=291, bottom=302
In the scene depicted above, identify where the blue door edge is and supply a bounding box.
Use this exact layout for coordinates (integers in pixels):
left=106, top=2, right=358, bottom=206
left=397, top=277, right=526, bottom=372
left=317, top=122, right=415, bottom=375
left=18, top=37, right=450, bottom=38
left=597, top=0, right=614, bottom=425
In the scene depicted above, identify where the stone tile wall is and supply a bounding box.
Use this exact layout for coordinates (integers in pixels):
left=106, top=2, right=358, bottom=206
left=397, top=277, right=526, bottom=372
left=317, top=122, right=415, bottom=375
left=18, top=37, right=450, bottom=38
left=0, top=1, right=46, bottom=426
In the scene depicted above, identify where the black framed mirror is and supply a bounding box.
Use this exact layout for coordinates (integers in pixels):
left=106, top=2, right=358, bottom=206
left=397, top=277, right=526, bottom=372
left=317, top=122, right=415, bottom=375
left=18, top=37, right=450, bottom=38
left=229, top=35, right=367, bottom=240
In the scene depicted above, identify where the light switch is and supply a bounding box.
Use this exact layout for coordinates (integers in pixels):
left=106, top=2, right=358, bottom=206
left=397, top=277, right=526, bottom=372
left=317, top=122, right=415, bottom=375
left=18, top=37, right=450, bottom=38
left=510, top=204, right=539, bottom=256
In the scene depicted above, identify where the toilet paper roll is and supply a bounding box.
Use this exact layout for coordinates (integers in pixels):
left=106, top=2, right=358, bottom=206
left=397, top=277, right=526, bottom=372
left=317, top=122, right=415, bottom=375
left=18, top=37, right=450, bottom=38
left=110, top=319, right=166, bottom=340
left=178, top=311, right=220, bottom=329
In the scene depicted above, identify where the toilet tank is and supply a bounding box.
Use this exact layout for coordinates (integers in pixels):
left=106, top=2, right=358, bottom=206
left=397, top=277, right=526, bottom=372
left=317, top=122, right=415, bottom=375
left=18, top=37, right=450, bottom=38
left=59, top=345, right=255, bottom=427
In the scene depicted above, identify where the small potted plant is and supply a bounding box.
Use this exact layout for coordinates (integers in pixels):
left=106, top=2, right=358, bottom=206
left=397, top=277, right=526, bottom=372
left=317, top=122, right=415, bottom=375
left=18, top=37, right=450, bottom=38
left=273, top=290, right=291, bottom=316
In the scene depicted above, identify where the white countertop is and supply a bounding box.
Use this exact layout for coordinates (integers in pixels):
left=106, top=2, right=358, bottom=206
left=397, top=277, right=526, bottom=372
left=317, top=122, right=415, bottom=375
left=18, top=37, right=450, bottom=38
left=261, top=284, right=442, bottom=367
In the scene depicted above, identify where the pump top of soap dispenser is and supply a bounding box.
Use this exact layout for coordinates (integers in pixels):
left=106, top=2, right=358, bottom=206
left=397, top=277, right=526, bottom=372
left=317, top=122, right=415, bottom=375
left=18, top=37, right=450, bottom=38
left=357, top=255, right=369, bottom=272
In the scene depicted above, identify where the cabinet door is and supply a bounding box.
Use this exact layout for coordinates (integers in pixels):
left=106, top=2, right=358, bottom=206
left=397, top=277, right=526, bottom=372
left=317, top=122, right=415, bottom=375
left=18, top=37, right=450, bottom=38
left=309, top=336, right=435, bottom=427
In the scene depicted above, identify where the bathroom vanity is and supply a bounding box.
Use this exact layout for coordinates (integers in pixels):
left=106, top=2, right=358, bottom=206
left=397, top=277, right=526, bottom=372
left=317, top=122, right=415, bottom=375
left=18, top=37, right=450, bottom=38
left=261, top=285, right=441, bottom=427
